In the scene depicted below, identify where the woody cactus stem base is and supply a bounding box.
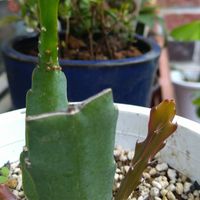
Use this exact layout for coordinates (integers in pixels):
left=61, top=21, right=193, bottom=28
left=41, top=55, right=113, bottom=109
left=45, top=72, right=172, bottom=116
left=20, top=0, right=118, bottom=199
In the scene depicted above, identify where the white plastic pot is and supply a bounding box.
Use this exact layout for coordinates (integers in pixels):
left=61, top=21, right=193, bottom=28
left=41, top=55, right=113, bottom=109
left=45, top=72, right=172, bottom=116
left=0, top=104, right=200, bottom=183
left=171, top=70, right=200, bottom=123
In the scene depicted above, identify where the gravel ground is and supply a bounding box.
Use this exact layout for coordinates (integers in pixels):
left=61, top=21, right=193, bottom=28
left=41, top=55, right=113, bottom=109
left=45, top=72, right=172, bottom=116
left=3, top=146, right=200, bottom=200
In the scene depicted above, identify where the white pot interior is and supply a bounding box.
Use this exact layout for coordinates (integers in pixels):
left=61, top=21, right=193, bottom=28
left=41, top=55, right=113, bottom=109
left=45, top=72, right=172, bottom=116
left=0, top=104, right=200, bottom=183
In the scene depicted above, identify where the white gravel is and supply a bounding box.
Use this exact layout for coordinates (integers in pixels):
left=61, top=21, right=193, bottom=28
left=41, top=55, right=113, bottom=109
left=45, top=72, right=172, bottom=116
left=113, top=147, right=200, bottom=200
left=2, top=146, right=200, bottom=200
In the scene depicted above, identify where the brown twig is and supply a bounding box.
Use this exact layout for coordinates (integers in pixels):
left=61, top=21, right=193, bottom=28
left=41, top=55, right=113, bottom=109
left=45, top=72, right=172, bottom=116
left=65, top=17, right=70, bottom=54
left=100, top=2, right=113, bottom=59
left=88, top=5, right=95, bottom=59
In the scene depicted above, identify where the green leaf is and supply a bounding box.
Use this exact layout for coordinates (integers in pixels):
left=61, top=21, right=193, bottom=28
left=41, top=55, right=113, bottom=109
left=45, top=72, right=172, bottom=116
left=192, top=95, right=200, bottom=118
left=0, top=167, right=9, bottom=178
left=140, top=5, right=158, bottom=15
left=141, top=0, right=151, bottom=5
left=192, top=95, right=200, bottom=105
left=115, top=100, right=177, bottom=200
left=0, top=176, right=8, bottom=184
left=171, top=20, right=200, bottom=41
left=137, top=14, right=156, bottom=28
left=59, top=0, right=72, bottom=19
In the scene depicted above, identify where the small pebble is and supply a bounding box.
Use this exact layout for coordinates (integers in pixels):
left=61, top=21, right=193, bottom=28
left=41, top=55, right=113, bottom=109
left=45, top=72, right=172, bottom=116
left=149, top=168, right=157, bottom=176
left=114, top=173, right=119, bottom=180
left=193, top=190, right=199, bottom=197
left=163, top=196, right=168, bottom=200
left=123, top=166, right=130, bottom=173
left=167, top=169, right=177, bottom=181
left=138, top=196, right=144, bottom=200
left=160, top=180, right=169, bottom=189
left=18, top=191, right=25, bottom=198
left=180, top=174, right=187, bottom=182
left=119, top=154, right=127, bottom=162
left=11, top=174, right=18, bottom=179
left=12, top=190, right=19, bottom=197
left=118, top=174, right=124, bottom=181
left=131, top=198, right=137, bottom=200
left=188, top=193, right=194, bottom=200
left=16, top=180, right=22, bottom=191
left=160, top=189, right=168, bottom=197
left=156, top=163, right=168, bottom=172
left=114, top=149, right=121, bottom=157
left=167, top=191, right=176, bottom=200
left=184, top=182, right=192, bottom=193
left=152, top=180, right=162, bottom=190
left=10, top=162, right=19, bottom=169
left=143, top=172, right=150, bottom=179
left=167, top=184, right=176, bottom=192
left=181, top=194, right=188, bottom=199
left=6, top=178, right=18, bottom=189
left=143, top=182, right=151, bottom=188
left=14, top=167, right=21, bottom=174
left=116, top=168, right=121, bottom=173
left=139, top=185, right=149, bottom=196
left=127, top=151, right=134, bottom=160
left=150, top=187, right=160, bottom=197
left=176, top=182, right=184, bottom=195
left=155, top=197, right=162, bottom=200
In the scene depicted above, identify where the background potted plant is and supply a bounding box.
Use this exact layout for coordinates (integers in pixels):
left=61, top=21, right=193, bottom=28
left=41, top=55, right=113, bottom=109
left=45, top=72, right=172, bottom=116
left=0, top=0, right=178, bottom=199
left=1, top=0, right=161, bottom=109
left=169, top=20, right=200, bottom=122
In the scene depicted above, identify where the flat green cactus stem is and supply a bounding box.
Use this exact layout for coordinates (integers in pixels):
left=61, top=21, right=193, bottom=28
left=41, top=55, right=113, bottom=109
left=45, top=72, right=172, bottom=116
left=21, top=89, right=118, bottom=200
left=20, top=0, right=118, bottom=199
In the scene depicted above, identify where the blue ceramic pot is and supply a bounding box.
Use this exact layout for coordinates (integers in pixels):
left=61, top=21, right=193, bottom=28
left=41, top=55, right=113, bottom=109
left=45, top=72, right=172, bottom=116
left=2, top=34, right=160, bottom=109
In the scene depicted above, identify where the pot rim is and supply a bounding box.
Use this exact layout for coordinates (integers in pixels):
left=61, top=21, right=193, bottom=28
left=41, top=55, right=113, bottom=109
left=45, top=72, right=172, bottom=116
left=171, top=70, right=200, bottom=89
left=0, top=104, right=200, bottom=183
left=2, top=34, right=161, bottom=68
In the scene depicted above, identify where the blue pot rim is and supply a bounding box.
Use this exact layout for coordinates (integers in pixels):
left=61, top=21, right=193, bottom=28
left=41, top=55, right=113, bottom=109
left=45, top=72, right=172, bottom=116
left=2, top=34, right=161, bottom=68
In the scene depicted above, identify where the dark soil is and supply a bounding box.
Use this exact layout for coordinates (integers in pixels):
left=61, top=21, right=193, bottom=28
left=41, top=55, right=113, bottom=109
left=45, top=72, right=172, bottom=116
left=13, top=34, right=147, bottom=61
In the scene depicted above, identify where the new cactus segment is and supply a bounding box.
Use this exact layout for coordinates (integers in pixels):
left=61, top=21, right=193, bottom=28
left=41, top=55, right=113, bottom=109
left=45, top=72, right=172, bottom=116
left=115, top=100, right=177, bottom=200
left=20, top=0, right=118, bottom=199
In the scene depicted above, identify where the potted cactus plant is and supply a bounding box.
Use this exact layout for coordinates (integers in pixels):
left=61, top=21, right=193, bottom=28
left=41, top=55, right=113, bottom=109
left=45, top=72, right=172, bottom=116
left=0, top=0, right=178, bottom=199
left=1, top=0, right=161, bottom=109
left=2, top=103, right=200, bottom=199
